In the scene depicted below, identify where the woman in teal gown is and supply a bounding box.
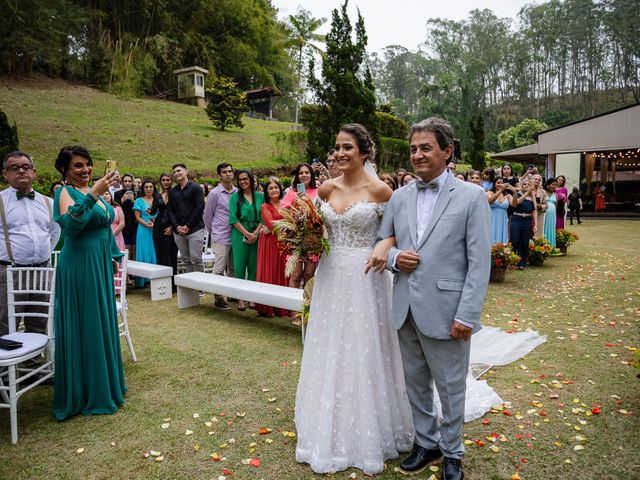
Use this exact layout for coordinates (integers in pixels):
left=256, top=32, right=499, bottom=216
left=133, top=179, right=158, bottom=287
left=543, top=179, right=557, bottom=247
left=52, top=146, right=126, bottom=421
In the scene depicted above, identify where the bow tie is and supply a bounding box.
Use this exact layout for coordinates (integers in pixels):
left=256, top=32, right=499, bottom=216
left=16, top=191, right=36, bottom=200
left=416, top=180, right=439, bottom=191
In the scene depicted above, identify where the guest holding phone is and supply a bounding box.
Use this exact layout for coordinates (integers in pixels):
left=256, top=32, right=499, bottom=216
left=229, top=170, right=264, bottom=311
left=114, top=173, right=138, bottom=262
left=52, top=145, right=126, bottom=420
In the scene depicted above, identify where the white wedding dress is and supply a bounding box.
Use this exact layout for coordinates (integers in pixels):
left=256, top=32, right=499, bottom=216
left=295, top=201, right=415, bottom=475
left=295, top=200, right=547, bottom=474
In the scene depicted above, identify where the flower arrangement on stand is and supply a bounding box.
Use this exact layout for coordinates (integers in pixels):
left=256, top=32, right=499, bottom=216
left=271, top=196, right=330, bottom=277
left=528, top=237, right=552, bottom=266
left=490, top=243, right=520, bottom=282
left=555, top=229, right=579, bottom=254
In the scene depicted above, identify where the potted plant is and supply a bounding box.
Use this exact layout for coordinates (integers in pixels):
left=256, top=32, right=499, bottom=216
left=555, top=229, right=579, bottom=254
left=490, top=242, right=520, bottom=282
left=528, top=238, right=552, bottom=266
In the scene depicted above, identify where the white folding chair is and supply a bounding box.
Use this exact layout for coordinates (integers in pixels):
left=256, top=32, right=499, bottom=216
left=115, top=252, right=137, bottom=362
left=0, top=267, right=55, bottom=444
left=177, top=231, right=215, bottom=274
left=50, top=251, right=60, bottom=268
left=202, top=231, right=216, bottom=273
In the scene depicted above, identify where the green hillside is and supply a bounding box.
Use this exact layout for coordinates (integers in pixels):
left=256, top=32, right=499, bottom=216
left=0, top=77, right=300, bottom=181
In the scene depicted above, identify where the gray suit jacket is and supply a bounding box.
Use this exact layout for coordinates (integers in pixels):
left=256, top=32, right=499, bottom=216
left=380, top=173, right=491, bottom=339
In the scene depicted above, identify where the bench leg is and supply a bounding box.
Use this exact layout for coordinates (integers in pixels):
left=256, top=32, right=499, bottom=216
left=150, top=277, right=172, bottom=301
left=177, top=286, right=200, bottom=309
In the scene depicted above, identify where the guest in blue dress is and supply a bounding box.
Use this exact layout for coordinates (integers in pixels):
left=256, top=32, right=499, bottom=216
left=487, top=177, right=517, bottom=244
left=543, top=178, right=557, bottom=247
left=481, top=168, right=495, bottom=191
left=133, top=179, right=158, bottom=287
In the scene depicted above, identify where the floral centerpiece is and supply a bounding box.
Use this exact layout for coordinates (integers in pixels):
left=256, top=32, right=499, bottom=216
left=555, top=229, right=579, bottom=253
left=272, top=196, right=330, bottom=276
left=490, top=242, right=520, bottom=282
left=528, top=237, right=552, bottom=266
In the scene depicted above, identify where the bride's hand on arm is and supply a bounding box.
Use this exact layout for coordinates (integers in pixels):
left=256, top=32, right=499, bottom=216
left=365, top=236, right=396, bottom=274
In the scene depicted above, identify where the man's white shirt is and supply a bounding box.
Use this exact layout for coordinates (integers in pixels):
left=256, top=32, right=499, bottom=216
left=415, top=169, right=449, bottom=243
left=0, top=187, right=61, bottom=264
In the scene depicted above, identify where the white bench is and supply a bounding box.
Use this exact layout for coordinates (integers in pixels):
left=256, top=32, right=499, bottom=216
left=175, top=272, right=307, bottom=343
left=127, top=261, right=173, bottom=301
left=175, top=272, right=303, bottom=311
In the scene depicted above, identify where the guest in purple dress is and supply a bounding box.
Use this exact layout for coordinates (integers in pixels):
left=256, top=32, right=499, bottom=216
left=555, top=175, right=568, bottom=229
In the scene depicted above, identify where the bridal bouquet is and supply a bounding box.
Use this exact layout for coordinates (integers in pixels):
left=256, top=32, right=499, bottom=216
left=272, top=196, right=330, bottom=276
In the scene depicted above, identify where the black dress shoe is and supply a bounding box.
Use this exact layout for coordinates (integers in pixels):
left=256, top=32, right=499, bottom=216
left=398, top=445, right=442, bottom=475
left=442, top=456, right=464, bottom=480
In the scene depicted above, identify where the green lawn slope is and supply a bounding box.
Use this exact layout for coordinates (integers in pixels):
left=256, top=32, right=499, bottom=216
left=0, top=77, right=300, bottom=181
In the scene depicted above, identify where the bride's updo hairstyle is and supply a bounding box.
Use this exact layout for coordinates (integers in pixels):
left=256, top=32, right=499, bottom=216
left=339, top=123, right=376, bottom=163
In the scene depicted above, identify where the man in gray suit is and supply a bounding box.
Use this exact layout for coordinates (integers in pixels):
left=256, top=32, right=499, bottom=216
left=378, top=117, right=491, bottom=479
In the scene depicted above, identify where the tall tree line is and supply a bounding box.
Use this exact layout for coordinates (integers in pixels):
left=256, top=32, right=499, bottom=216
left=0, top=0, right=296, bottom=100
left=370, top=0, right=639, bottom=152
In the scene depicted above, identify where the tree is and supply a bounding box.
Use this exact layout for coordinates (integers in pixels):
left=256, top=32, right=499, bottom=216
left=0, top=109, right=19, bottom=159
left=305, top=0, right=378, bottom=159
left=205, top=76, right=249, bottom=131
left=468, top=114, right=486, bottom=171
left=497, top=118, right=548, bottom=152
left=287, top=8, right=326, bottom=124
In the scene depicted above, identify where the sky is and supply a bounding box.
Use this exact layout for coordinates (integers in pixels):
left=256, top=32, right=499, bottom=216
left=271, top=0, right=534, bottom=54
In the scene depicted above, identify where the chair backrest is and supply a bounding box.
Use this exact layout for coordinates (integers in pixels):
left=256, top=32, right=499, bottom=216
left=202, top=231, right=211, bottom=253
left=6, top=267, right=56, bottom=340
left=50, top=251, right=60, bottom=268
left=114, top=250, right=129, bottom=304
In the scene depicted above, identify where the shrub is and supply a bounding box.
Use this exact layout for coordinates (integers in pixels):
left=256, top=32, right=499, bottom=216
left=0, top=109, right=19, bottom=158
left=376, top=111, right=408, bottom=140
left=377, top=137, right=409, bottom=172
left=205, top=76, right=249, bottom=131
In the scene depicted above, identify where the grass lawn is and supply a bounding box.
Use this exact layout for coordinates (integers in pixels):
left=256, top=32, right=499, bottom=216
left=0, top=77, right=299, bottom=180
left=1, top=220, right=639, bottom=480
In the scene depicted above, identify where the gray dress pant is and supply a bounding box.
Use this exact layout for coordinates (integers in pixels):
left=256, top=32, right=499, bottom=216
left=398, top=310, right=470, bottom=459
left=173, top=229, right=204, bottom=273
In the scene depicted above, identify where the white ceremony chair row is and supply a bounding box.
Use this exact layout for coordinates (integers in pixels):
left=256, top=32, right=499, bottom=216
left=0, top=267, right=55, bottom=444
left=51, top=250, right=137, bottom=362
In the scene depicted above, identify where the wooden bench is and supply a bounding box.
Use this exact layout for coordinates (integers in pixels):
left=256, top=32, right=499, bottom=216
left=127, top=261, right=173, bottom=301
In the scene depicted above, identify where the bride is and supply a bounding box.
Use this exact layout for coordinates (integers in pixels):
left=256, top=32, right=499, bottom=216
left=294, top=123, right=546, bottom=475
left=295, top=123, right=414, bottom=475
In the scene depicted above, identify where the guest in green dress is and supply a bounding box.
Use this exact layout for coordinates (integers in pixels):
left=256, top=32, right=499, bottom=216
left=229, top=170, right=264, bottom=311
left=52, top=145, right=127, bottom=421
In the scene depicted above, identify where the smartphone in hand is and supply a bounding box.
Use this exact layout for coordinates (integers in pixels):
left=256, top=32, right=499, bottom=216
left=297, top=183, right=306, bottom=194
left=104, top=159, right=117, bottom=176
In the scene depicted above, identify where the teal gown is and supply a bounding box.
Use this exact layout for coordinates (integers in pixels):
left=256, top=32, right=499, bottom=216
left=53, top=186, right=127, bottom=421
left=133, top=197, right=157, bottom=287
left=543, top=193, right=557, bottom=247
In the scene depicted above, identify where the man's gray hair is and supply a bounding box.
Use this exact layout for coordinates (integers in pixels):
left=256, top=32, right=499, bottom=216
left=2, top=151, right=33, bottom=169
left=408, top=117, right=455, bottom=153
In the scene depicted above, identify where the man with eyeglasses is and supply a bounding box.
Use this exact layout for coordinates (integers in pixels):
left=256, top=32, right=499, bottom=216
left=0, top=151, right=60, bottom=336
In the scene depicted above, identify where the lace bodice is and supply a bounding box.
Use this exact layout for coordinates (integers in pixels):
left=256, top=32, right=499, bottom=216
left=320, top=201, right=386, bottom=249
